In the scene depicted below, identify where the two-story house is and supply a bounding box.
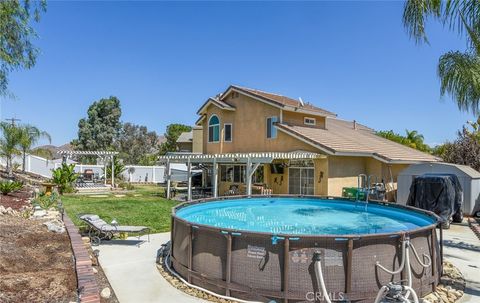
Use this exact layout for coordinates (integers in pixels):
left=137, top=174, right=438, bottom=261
left=163, top=85, right=440, bottom=201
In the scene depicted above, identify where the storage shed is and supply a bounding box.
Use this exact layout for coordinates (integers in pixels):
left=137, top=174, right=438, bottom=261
left=397, top=162, right=480, bottom=216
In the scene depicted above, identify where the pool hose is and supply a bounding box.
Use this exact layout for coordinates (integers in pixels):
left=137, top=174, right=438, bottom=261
left=313, top=251, right=332, bottom=303
left=374, top=236, right=430, bottom=303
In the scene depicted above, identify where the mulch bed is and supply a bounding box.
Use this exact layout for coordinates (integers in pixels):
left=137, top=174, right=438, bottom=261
left=0, top=215, right=77, bottom=303
left=0, top=189, right=33, bottom=211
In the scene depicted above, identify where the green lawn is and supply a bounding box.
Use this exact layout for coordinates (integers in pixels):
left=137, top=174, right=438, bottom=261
left=62, top=185, right=178, bottom=233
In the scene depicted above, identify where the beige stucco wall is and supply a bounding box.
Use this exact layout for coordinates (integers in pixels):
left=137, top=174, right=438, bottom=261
left=201, top=94, right=319, bottom=154
left=283, top=111, right=326, bottom=129
left=192, top=127, right=203, bottom=153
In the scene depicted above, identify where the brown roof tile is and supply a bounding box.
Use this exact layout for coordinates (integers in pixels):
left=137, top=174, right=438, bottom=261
left=276, top=118, right=441, bottom=163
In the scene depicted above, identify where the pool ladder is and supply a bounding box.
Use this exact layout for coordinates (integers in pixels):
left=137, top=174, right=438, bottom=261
left=357, top=174, right=379, bottom=203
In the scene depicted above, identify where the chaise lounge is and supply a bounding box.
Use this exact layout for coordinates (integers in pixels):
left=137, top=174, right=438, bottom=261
left=79, top=214, right=150, bottom=245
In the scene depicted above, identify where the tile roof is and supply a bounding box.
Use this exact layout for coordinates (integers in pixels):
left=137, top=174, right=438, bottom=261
left=276, top=118, right=441, bottom=163
left=228, top=85, right=337, bottom=117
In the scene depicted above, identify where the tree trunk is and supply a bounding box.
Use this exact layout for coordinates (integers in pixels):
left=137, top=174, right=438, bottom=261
left=7, top=156, right=12, bottom=177
left=22, top=151, right=26, bottom=173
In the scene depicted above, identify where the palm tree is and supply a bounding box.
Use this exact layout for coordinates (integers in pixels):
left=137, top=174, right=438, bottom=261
left=405, top=129, right=425, bottom=149
left=0, top=123, right=22, bottom=176
left=403, top=0, right=480, bottom=114
left=18, top=125, right=51, bottom=172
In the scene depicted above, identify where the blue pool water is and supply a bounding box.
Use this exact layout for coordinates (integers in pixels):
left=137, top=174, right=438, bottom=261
left=176, top=198, right=435, bottom=235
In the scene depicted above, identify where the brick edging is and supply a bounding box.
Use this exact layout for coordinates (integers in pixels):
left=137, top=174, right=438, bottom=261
left=468, top=217, right=480, bottom=240
left=63, top=214, right=101, bottom=303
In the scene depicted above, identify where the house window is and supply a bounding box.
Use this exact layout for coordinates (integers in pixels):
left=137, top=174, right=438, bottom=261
left=220, top=165, right=245, bottom=183
left=304, top=117, right=316, bottom=126
left=224, top=123, right=232, bottom=142
left=208, top=115, right=220, bottom=142
left=266, top=116, right=278, bottom=139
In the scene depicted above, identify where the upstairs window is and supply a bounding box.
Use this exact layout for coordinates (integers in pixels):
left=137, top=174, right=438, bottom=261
left=266, top=116, right=278, bottom=139
left=224, top=123, right=232, bottom=142
left=208, top=115, right=220, bottom=142
left=304, top=117, right=316, bottom=126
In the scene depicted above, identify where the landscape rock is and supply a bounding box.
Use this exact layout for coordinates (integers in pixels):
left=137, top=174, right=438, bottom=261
left=43, top=220, right=65, bottom=233
left=100, top=287, right=111, bottom=299
left=92, top=267, right=98, bottom=274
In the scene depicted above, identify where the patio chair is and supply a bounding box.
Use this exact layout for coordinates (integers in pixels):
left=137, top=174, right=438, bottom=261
left=79, top=214, right=150, bottom=246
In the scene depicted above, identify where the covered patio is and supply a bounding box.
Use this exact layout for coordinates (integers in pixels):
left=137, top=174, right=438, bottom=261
left=158, top=151, right=325, bottom=201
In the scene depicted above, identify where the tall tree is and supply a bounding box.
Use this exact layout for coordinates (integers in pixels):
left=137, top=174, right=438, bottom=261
left=403, top=0, right=480, bottom=114
left=0, top=122, right=22, bottom=176
left=117, top=122, right=158, bottom=164
left=18, top=124, right=51, bottom=172
left=377, top=129, right=431, bottom=152
left=0, top=0, right=46, bottom=96
left=160, top=123, right=192, bottom=155
left=73, top=96, right=122, bottom=157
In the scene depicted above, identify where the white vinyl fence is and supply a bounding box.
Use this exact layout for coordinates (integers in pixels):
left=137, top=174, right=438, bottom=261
left=0, top=154, right=190, bottom=183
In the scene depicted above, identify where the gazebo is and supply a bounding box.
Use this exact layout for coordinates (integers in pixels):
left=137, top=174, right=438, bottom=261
left=158, top=151, right=324, bottom=201
left=57, top=150, right=119, bottom=187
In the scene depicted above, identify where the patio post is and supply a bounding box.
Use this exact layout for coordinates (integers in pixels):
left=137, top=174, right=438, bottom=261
left=213, top=158, right=218, bottom=198
left=104, top=157, right=107, bottom=186
left=246, top=157, right=252, bottom=196
left=166, top=159, right=171, bottom=199
left=187, top=158, right=192, bottom=201
left=111, top=155, right=115, bottom=188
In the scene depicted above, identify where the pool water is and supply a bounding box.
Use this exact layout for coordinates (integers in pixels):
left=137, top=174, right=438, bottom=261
left=176, top=198, right=435, bottom=235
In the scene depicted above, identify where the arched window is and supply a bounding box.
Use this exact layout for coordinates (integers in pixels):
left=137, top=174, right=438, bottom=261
left=208, top=115, right=220, bottom=142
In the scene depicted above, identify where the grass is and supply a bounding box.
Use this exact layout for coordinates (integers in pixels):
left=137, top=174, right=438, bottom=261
left=62, top=185, right=178, bottom=233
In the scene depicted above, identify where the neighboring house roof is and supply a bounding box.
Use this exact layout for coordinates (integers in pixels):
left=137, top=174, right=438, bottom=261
left=177, top=131, right=193, bottom=143
left=224, top=85, right=337, bottom=117
left=276, top=118, right=441, bottom=164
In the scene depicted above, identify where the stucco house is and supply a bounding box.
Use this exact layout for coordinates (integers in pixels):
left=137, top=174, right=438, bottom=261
left=162, top=85, right=439, bottom=201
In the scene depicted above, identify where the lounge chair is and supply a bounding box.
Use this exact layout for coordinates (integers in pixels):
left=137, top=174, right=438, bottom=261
left=79, top=214, right=150, bottom=245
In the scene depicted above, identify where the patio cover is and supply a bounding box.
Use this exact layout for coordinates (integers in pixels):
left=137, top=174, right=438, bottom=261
left=158, top=151, right=325, bottom=200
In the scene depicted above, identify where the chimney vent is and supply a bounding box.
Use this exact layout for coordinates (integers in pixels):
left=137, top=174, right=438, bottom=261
left=353, top=120, right=357, bottom=130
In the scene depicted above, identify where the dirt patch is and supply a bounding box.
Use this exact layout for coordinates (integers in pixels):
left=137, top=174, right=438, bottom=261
left=0, top=216, right=77, bottom=303
left=0, top=189, right=32, bottom=211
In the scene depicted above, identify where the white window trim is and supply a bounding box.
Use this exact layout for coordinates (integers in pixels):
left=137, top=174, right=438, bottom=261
left=266, top=116, right=278, bottom=139
left=224, top=123, right=233, bottom=142
left=208, top=114, right=220, bottom=143
left=304, top=117, right=316, bottom=126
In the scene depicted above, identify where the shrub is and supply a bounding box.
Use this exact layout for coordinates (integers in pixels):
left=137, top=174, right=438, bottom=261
left=52, top=163, right=78, bottom=194
left=118, top=181, right=134, bottom=191
left=0, top=180, right=23, bottom=195
left=33, top=192, right=60, bottom=210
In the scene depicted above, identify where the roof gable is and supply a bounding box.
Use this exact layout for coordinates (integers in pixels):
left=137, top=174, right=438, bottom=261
left=221, top=85, right=337, bottom=117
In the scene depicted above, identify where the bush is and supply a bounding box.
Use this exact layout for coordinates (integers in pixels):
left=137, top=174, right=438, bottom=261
left=118, top=181, right=134, bottom=191
left=52, top=163, right=78, bottom=194
left=33, top=192, right=60, bottom=210
left=0, top=180, right=23, bottom=195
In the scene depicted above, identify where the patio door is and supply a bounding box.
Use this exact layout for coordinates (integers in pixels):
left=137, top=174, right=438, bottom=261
left=289, top=167, right=314, bottom=195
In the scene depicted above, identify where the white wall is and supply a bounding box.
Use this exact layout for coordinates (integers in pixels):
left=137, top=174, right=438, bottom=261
left=0, top=154, right=189, bottom=184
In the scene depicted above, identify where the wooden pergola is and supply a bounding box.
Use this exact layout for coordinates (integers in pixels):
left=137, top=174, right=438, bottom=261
left=158, top=151, right=325, bottom=201
left=57, top=150, right=119, bottom=187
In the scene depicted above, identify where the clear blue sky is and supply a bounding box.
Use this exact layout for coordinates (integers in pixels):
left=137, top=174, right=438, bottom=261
left=2, top=1, right=474, bottom=146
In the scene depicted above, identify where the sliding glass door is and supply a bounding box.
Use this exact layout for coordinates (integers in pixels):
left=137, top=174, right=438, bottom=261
left=288, top=167, right=314, bottom=195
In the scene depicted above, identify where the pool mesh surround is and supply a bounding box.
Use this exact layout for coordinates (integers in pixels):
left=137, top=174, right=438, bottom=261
left=171, top=195, right=441, bottom=303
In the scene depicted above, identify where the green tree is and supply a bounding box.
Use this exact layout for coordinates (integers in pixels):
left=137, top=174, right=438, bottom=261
left=18, top=124, right=51, bottom=172
left=73, top=96, right=122, bottom=162
left=104, top=157, right=125, bottom=181
left=403, top=0, right=480, bottom=114
left=377, top=129, right=431, bottom=152
left=0, top=122, right=22, bottom=176
left=117, top=122, right=158, bottom=164
left=0, top=0, right=46, bottom=96
left=160, top=123, right=192, bottom=155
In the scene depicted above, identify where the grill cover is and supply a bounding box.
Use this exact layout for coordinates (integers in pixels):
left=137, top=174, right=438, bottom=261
left=406, top=174, right=463, bottom=223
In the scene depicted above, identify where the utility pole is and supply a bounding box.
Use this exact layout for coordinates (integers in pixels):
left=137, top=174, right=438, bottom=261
left=4, top=117, right=21, bottom=126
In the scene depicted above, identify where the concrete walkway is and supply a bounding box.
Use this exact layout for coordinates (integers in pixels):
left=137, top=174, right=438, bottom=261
left=97, top=226, right=480, bottom=303
left=442, top=221, right=480, bottom=303
left=97, top=232, right=205, bottom=303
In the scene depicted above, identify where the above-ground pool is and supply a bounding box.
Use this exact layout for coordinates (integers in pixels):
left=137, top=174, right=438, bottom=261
left=170, top=196, right=441, bottom=303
